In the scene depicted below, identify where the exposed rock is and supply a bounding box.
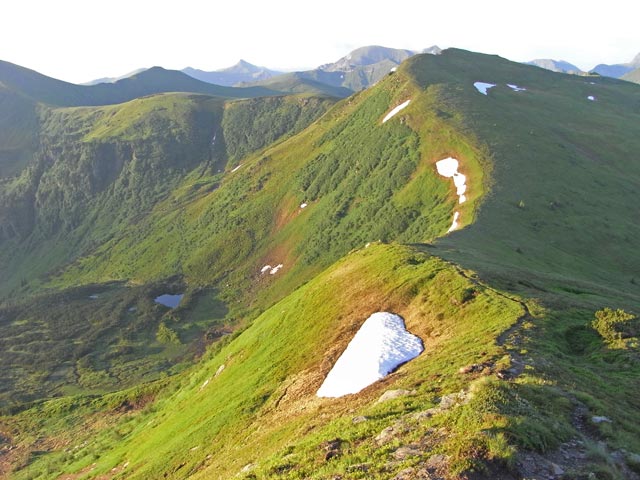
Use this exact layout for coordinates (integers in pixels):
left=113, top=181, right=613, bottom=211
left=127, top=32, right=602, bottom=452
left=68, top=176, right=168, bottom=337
left=352, top=415, right=368, bottom=424
left=427, top=453, right=448, bottom=470
left=458, top=362, right=493, bottom=374
left=322, top=438, right=343, bottom=461
left=375, top=420, right=409, bottom=445
left=439, top=390, right=469, bottom=410
left=240, top=463, right=256, bottom=473
left=551, top=462, right=564, bottom=475
left=393, top=445, right=423, bottom=460
left=346, top=463, right=370, bottom=473
left=375, top=426, right=397, bottom=445
left=378, top=389, right=413, bottom=403
left=413, top=408, right=440, bottom=420
left=392, top=467, right=437, bottom=480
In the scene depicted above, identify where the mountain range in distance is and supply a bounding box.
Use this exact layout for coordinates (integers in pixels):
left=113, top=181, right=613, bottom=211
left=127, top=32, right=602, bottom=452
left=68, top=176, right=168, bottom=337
left=83, top=45, right=640, bottom=89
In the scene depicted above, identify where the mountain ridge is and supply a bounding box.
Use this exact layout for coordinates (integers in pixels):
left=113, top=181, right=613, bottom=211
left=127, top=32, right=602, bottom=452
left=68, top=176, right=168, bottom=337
left=0, top=59, right=283, bottom=107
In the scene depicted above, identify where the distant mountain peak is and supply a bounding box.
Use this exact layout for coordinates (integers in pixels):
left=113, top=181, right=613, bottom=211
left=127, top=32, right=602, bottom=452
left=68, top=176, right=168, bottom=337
left=221, top=60, right=267, bottom=74
left=319, top=45, right=417, bottom=72
left=526, top=59, right=583, bottom=74
left=181, top=61, right=282, bottom=87
left=82, top=67, right=148, bottom=86
left=629, top=52, right=640, bottom=67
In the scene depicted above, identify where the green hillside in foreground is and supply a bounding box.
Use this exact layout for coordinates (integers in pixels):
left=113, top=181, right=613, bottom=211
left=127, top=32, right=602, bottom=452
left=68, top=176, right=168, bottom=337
left=1, top=49, right=639, bottom=479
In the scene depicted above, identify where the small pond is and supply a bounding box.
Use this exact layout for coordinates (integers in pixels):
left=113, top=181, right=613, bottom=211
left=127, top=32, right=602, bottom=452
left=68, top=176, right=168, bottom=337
left=154, top=293, right=184, bottom=308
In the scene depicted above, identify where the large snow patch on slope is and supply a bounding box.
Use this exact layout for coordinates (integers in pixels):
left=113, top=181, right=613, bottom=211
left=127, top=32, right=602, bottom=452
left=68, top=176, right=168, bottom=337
left=317, top=312, right=423, bottom=398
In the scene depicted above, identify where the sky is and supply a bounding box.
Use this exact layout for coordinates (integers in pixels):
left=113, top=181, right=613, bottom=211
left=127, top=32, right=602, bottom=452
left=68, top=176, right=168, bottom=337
left=2, top=0, right=639, bottom=84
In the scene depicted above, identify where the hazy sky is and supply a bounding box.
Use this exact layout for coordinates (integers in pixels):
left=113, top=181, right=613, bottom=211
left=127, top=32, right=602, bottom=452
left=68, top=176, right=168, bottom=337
left=2, top=0, right=639, bottom=83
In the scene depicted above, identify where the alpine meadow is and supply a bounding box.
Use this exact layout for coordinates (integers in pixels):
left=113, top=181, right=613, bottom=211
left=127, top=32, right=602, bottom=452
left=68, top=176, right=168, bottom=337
left=0, top=46, right=639, bottom=480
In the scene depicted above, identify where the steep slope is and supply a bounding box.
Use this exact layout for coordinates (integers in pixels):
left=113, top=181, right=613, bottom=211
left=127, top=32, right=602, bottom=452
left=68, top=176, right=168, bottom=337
left=183, top=60, right=282, bottom=86
left=526, top=58, right=583, bottom=74
left=0, top=93, right=336, bottom=405
left=8, top=244, right=525, bottom=479
left=401, top=50, right=640, bottom=299
left=0, top=60, right=280, bottom=107
left=0, top=85, right=41, bottom=177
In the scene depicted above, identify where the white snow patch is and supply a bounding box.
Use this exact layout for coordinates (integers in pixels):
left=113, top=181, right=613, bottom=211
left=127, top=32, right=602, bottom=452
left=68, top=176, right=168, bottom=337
left=200, top=378, right=210, bottom=390
left=507, top=83, right=526, bottom=92
left=588, top=95, right=596, bottom=101
left=260, top=265, right=272, bottom=274
left=435, top=157, right=459, bottom=177
left=231, top=164, right=242, bottom=173
left=474, top=82, right=496, bottom=95
left=390, top=67, right=397, bottom=73
left=317, top=312, right=423, bottom=398
left=88, top=294, right=99, bottom=300
left=448, top=211, right=460, bottom=232
left=453, top=172, right=467, bottom=196
left=382, top=100, right=411, bottom=123
left=270, top=264, right=283, bottom=275
left=436, top=157, right=467, bottom=231
left=300, top=202, right=308, bottom=209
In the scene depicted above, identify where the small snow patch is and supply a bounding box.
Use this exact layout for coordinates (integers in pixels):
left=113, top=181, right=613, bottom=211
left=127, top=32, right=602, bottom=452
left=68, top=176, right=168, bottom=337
left=200, top=378, right=210, bottom=390
left=300, top=202, right=308, bottom=209
left=390, top=67, right=397, bottom=73
left=88, top=294, right=99, bottom=300
left=436, top=157, right=468, bottom=227
left=382, top=100, right=411, bottom=123
left=230, top=164, right=242, bottom=173
left=270, top=264, right=283, bottom=275
left=317, top=312, right=423, bottom=398
left=587, top=95, right=596, bottom=101
left=473, top=82, right=496, bottom=95
left=507, top=83, right=526, bottom=92
left=260, top=265, right=272, bottom=274
left=448, top=211, right=460, bottom=232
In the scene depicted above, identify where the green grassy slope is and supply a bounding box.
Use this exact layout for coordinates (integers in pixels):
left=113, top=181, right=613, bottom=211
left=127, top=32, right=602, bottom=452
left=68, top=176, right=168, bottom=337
left=0, top=93, right=335, bottom=404
left=0, top=92, right=335, bottom=295
left=0, top=86, right=41, bottom=178
left=5, top=244, right=527, bottom=479
left=397, top=49, right=640, bottom=303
